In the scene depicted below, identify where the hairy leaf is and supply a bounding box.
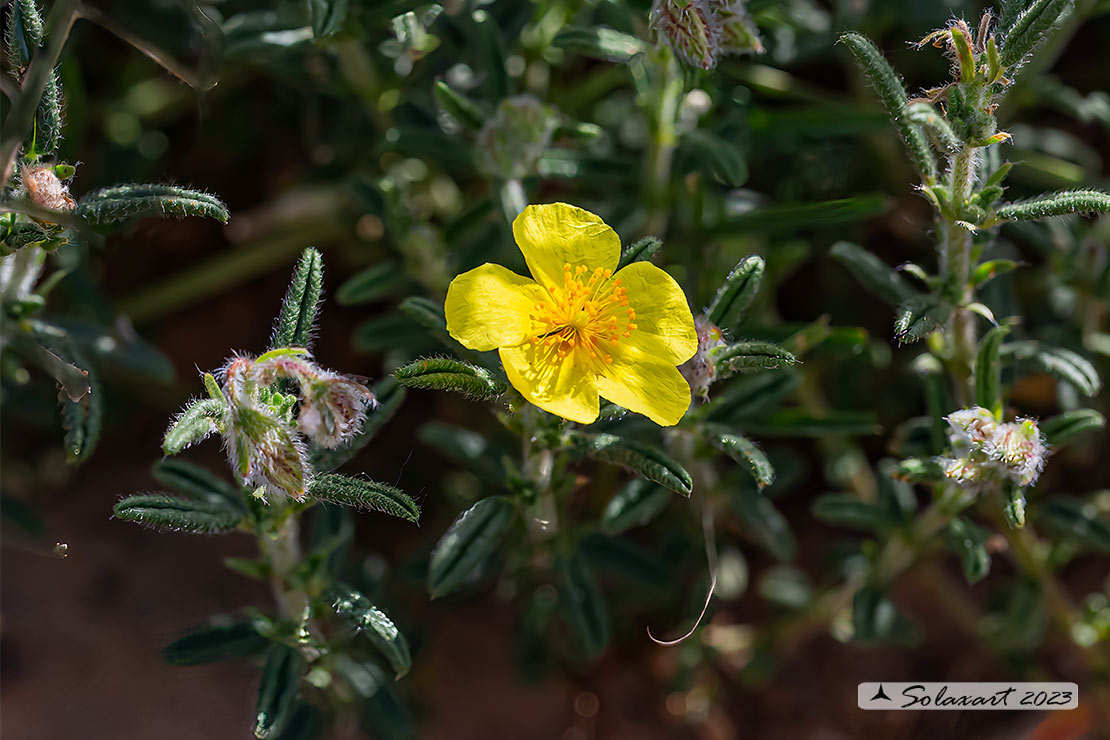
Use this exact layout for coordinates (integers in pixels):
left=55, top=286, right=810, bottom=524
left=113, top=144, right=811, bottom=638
left=705, top=427, right=775, bottom=487
left=830, top=241, right=917, bottom=307
left=163, top=398, right=224, bottom=455
left=270, top=248, right=323, bottom=351
left=307, top=475, right=420, bottom=522
left=254, top=646, right=303, bottom=739
left=428, top=496, right=514, bottom=599
left=1041, top=409, right=1105, bottom=447
left=330, top=585, right=412, bottom=679
left=601, top=479, right=671, bottom=534
left=113, top=494, right=243, bottom=533
left=76, top=184, right=229, bottom=224
left=162, top=621, right=269, bottom=666
left=568, top=432, right=693, bottom=496
left=616, top=236, right=662, bottom=271
left=393, top=357, right=506, bottom=399
left=707, top=255, right=764, bottom=330
left=974, top=324, right=1011, bottom=418
left=713, top=341, right=797, bottom=379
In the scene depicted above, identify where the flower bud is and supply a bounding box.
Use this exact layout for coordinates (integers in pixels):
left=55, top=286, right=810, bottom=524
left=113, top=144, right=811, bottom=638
left=989, top=417, right=1046, bottom=487
left=712, top=0, right=764, bottom=55
left=650, top=0, right=721, bottom=70
left=21, top=164, right=75, bottom=214
left=941, top=406, right=1046, bottom=489
left=475, top=95, right=557, bottom=180
left=226, top=404, right=311, bottom=501
left=679, top=315, right=727, bottom=399
left=298, top=375, right=376, bottom=449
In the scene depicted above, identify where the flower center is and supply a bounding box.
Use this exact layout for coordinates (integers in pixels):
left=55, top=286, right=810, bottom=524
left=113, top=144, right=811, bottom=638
left=530, top=263, right=637, bottom=364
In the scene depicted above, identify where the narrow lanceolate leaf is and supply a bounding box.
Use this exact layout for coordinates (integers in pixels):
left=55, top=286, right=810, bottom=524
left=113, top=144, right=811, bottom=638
left=163, top=398, right=224, bottom=455
left=162, top=622, right=270, bottom=666
left=906, top=103, right=960, bottom=152
left=971, top=259, right=1019, bottom=287
left=616, top=236, right=662, bottom=271
left=428, top=496, right=515, bottom=599
left=946, top=517, right=991, bottom=584
left=307, top=475, right=420, bottom=522
left=729, top=485, right=796, bottom=561
left=707, top=255, right=764, bottom=330
left=113, top=494, right=243, bottom=533
left=601, top=479, right=671, bottom=534
left=5, top=0, right=45, bottom=70
left=713, top=341, right=797, bottom=379
left=336, top=262, right=405, bottom=306
left=679, top=130, right=748, bottom=186
left=894, top=295, right=952, bottom=344
left=568, top=432, right=693, bottom=496
left=76, top=185, right=229, bottom=224
left=975, top=324, right=1011, bottom=419
left=557, top=553, right=609, bottom=658
left=1000, top=341, right=1101, bottom=397
left=893, top=457, right=946, bottom=484
left=1041, top=409, right=1105, bottom=447
left=270, top=248, right=323, bottom=351
left=330, top=585, right=412, bottom=679
left=1000, top=0, right=1074, bottom=68
left=254, top=646, right=304, bottom=739
left=552, top=26, right=648, bottom=63
left=1038, top=498, right=1110, bottom=553
left=811, top=494, right=887, bottom=531
left=838, top=32, right=936, bottom=181
left=60, top=371, right=102, bottom=464
left=705, top=427, right=775, bottom=487
left=830, top=241, right=917, bottom=307
left=152, top=458, right=244, bottom=510
left=994, top=190, right=1110, bottom=222
left=393, top=357, right=506, bottom=400
left=433, top=80, right=488, bottom=130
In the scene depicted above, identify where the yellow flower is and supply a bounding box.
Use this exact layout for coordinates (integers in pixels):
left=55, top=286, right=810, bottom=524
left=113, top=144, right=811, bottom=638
left=445, top=203, right=698, bottom=425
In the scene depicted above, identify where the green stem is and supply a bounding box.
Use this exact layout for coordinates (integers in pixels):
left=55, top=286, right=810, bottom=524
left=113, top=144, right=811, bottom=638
left=0, top=0, right=80, bottom=186
left=643, top=50, right=683, bottom=236
left=262, top=514, right=307, bottom=619
left=941, top=146, right=979, bottom=405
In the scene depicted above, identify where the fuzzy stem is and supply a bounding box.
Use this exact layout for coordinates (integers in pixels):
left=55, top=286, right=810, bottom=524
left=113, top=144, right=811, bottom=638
left=941, top=145, right=979, bottom=405
left=262, top=514, right=307, bottom=619
left=0, top=0, right=79, bottom=186
left=643, top=50, right=683, bottom=236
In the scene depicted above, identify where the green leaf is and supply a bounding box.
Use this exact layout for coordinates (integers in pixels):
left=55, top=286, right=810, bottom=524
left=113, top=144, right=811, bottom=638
left=428, top=496, right=515, bottom=599
left=551, top=26, right=647, bottom=63
left=994, top=190, right=1110, bottom=222
left=1000, top=0, right=1074, bottom=68
left=60, top=370, right=102, bottom=464
left=758, top=566, right=812, bottom=609
left=713, top=341, right=797, bottom=379
left=600, top=479, right=671, bottom=534
left=811, top=494, right=887, bottom=531
left=76, top=184, right=229, bottom=224
left=568, top=432, right=693, bottom=496
left=433, top=80, right=488, bottom=130
left=270, top=248, right=324, bottom=351
left=254, top=645, right=303, bottom=739
left=838, top=32, right=936, bottom=181
left=707, top=255, right=764, bottom=330
left=705, top=370, right=801, bottom=422
left=5, top=0, right=44, bottom=69
left=718, top=195, right=891, bottom=235
left=556, top=552, right=609, bottom=658
left=893, top=456, right=946, bottom=484
left=705, top=427, right=775, bottom=487
left=336, top=262, right=405, bottom=305
left=729, top=485, right=796, bottom=561
left=975, top=324, right=1011, bottom=419
left=894, top=295, right=952, bottom=344
left=1038, top=498, right=1110, bottom=553
left=307, top=475, right=419, bottom=522
left=331, top=657, right=414, bottom=740
left=830, top=241, right=917, bottom=307
left=308, top=0, right=348, bottom=38
left=679, top=130, right=748, bottom=186
left=616, top=236, right=662, bottom=271
left=971, top=259, right=1020, bottom=287
left=113, top=494, right=243, bottom=534
left=1041, top=409, right=1105, bottom=447
left=946, top=517, right=991, bottom=584
left=329, top=585, right=412, bottom=679
left=162, top=621, right=269, bottom=666
left=1000, top=341, right=1102, bottom=396
left=393, top=357, right=506, bottom=399
left=737, top=409, right=879, bottom=437
left=163, top=398, right=224, bottom=455
left=152, top=458, right=243, bottom=510
left=1004, top=484, right=1027, bottom=529
left=852, top=586, right=915, bottom=645
left=474, top=9, right=509, bottom=100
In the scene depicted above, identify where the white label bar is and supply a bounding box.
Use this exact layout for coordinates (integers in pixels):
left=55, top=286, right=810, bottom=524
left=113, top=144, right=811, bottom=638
left=857, top=683, right=1079, bottom=710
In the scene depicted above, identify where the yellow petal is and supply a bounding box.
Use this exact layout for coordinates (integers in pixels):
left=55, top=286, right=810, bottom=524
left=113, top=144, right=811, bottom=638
left=596, top=344, right=692, bottom=426
left=512, top=203, right=620, bottom=290
left=615, top=261, right=698, bottom=365
left=445, top=264, right=547, bottom=351
left=500, top=344, right=599, bottom=424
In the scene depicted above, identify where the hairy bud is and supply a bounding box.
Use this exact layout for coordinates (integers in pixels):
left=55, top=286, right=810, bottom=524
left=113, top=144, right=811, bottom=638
left=679, top=315, right=727, bottom=399
left=940, top=406, right=1047, bottom=489
left=650, top=0, right=721, bottom=70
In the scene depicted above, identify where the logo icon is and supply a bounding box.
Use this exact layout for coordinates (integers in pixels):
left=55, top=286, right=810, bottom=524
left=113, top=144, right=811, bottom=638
left=870, top=685, right=892, bottom=702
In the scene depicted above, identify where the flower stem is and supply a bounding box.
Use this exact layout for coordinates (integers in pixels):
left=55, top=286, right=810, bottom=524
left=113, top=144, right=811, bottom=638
left=262, top=514, right=307, bottom=619
left=643, top=50, right=683, bottom=236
